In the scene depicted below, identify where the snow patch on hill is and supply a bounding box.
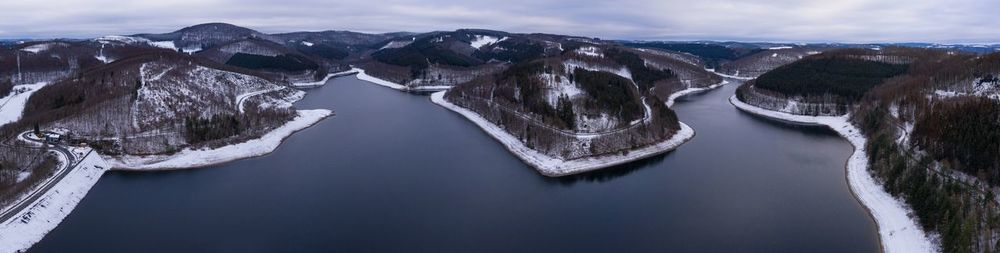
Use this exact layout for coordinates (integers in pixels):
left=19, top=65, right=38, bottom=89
left=563, top=59, right=632, bottom=81
left=730, top=95, right=936, bottom=253
left=575, top=46, right=603, bottom=57
left=19, top=44, right=53, bottom=53
left=95, top=35, right=178, bottom=50
left=379, top=38, right=414, bottom=50
left=470, top=35, right=506, bottom=49
left=0, top=82, right=48, bottom=127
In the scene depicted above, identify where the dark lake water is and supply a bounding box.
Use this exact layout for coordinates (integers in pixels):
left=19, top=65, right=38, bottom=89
left=30, top=76, right=879, bottom=252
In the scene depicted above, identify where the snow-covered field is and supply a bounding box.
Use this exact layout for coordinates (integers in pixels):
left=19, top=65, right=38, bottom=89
left=0, top=151, right=110, bottom=253
left=0, top=82, right=48, bottom=127
left=729, top=95, right=936, bottom=253
left=432, top=91, right=694, bottom=177
left=108, top=109, right=332, bottom=170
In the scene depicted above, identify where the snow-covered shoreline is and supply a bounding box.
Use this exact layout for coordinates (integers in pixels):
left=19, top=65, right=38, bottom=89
left=0, top=151, right=110, bottom=253
left=107, top=109, right=332, bottom=170
left=729, top=95, right=936, bottom=253
left=354, top=68, right=451, bottom=92
left=707, top=69, right=755, bottom=80
left=431, top=91, right=694, bottom=177
left=666, top=80, right=729, bottom=107
left=292, top=69, right=359, bottom=88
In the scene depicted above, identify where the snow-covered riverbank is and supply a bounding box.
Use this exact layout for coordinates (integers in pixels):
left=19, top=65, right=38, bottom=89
left=432, top=91, right=694, bottom=177
left=107, top=109, right=332, bottom=170
left=707, top=69, right=755, bottom=80
left=729, top=95, right=936, bottom=253
left=355, top=68, right=451, bottom=92
left=666, top=80, right=729, bottom=107
left=0, top=151, right=110, bottom=253
left=292, top=69, right=359, bottom=88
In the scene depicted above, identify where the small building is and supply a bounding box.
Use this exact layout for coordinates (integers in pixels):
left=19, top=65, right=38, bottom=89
left=44, top=133, right=61, bottom=144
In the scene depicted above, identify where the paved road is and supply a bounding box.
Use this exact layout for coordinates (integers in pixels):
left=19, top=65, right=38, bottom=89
left=0, top=132, right=80, bottom=224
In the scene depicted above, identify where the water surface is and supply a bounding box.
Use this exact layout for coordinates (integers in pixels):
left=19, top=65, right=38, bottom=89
left=30, top=77, right=879, bottom=252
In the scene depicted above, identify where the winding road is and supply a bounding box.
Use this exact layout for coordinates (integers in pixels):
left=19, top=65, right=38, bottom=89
left=0, top=132, right=81, bottom=224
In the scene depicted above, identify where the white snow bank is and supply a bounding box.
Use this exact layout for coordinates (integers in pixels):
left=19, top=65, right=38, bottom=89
left=355, top=68, right=406, bottom=90
left=730, top=96, right=936, bottom=253
left=108, top=109, right=332, bottom=170
left=292, top=69, right=359, bottom=88
left=706, top=68, right=755, bottom=80
left=0, top=151, right=110, bottom=253
left=301, top=41, right=314, bottom=47
left=666, top=80, right=729, bottom=107
left=353, top=67, right=447, bottom=91
left=432, top=91, right=694, bottom=177
left=769, top=46, right=794, bottom=50
left=0, top=82, right=48, bottom=127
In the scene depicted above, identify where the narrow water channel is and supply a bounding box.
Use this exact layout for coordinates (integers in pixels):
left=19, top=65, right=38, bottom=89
left=30, top=76, right=879, bottom=252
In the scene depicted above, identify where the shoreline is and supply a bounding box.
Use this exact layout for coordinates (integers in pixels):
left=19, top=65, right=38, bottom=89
left=706, top=69, right=755, bottom=80
left=666, top=80, right=730, bottom=107
left=0, top=150, right=110, bottom=253
left=431, top=91, right=694, bottom=177
left=354, top=68, right=451, bottom=92
left=292, top=69, right=359, bottom=88
left=107, top=109, right=332, bottom=171
left=729, top=95, right=935, bottom=253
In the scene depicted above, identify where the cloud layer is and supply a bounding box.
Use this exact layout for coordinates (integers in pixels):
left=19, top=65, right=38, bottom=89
left=1, top=0, right=997, bottom=43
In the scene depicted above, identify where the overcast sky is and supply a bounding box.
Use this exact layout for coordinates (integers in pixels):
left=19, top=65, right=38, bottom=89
left=1, top=0, right=997, bottom=43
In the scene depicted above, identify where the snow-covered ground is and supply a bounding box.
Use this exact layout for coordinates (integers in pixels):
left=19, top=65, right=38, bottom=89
left=563, top=60, right=632, bottom=81
left=94, top=35, right=178, bottom=51
left=19, top=44, right=54, bottom=53
left=354, top=68, right=451, bottom=92
left=292, top=69, right=359, bottom=88
left=666, top=80, right=729, bottom=107
left=432, top=91, right=695, bottom=177
left=706, top=68, right=755, bottom=80
left=236, top=87, right=286, bottom=113
left=355, top=68, right=407, bottom=90
left=0, top=82, right=48, bottom=127
left=575, top=46, right=603, bottom=57
left=107, top=109, right=332, bottom=170
left=469, top=35, right=506, bottom=49
left=0, top=150, right=110, bottom=253
left=729, top=95, right=936, bottom=253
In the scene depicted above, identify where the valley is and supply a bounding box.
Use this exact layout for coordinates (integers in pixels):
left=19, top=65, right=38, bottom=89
left=0, top=21, right=998, bottom=253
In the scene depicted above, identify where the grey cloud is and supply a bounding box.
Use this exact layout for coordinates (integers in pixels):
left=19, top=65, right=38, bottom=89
left=0, top=0, right=997, bottom=43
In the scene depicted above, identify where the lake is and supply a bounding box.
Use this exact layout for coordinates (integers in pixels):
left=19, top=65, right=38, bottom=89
left=29, top=76, right=879, bottom=252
